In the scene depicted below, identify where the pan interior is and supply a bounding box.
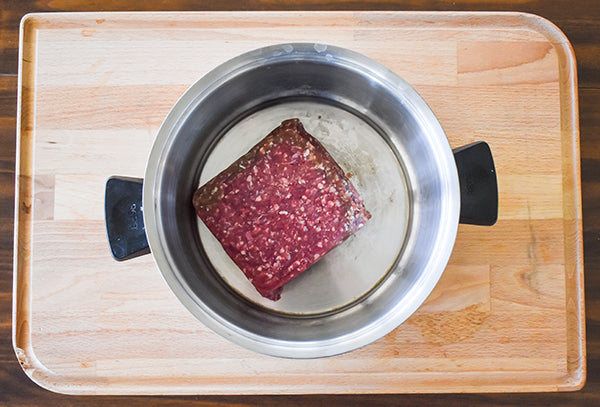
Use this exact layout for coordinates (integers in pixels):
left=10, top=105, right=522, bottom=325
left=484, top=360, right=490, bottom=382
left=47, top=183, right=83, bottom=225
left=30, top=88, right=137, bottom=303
left=197, top=100, right=410, bottom=314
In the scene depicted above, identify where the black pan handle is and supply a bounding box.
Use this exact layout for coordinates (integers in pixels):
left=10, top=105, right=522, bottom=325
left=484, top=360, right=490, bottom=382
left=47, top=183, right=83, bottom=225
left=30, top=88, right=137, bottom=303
left=105, top=177, right=150, bottom=261
left=453, top=141, right=498, bottom=226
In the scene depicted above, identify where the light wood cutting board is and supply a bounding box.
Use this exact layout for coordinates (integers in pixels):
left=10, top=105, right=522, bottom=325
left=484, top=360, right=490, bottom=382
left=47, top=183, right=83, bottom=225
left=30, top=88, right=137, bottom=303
left=13, top=11, right=584, bottom=394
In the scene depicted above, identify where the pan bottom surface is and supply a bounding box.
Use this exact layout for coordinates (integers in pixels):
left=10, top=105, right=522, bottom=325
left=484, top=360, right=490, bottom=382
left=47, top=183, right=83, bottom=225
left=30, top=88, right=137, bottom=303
left=196, top=100, right=410, bottom=315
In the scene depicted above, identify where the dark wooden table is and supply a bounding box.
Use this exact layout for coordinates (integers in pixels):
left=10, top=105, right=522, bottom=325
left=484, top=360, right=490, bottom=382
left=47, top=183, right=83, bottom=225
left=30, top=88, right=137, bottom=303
left=1, top=1, right=599, bottom=405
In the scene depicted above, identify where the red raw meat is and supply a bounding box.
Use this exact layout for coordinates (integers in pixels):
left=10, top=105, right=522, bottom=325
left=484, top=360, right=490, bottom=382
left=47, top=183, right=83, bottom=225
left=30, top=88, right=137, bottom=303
left=193, top=118, right=371, bottom=300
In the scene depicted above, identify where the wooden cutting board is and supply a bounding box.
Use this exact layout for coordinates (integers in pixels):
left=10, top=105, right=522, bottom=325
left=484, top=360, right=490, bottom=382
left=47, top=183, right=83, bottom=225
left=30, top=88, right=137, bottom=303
left=13, top=11, right=584, bottom=395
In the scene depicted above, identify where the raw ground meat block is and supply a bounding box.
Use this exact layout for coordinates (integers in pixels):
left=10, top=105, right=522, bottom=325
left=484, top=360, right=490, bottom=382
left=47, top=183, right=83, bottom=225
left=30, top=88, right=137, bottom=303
left=193, top=118, right=371, bottom=300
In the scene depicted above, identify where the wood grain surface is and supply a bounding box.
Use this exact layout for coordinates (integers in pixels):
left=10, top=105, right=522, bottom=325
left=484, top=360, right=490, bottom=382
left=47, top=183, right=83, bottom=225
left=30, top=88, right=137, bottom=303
left=1, top=1, right=599, bottom=406
left=11, top=10, right=583, bottom=395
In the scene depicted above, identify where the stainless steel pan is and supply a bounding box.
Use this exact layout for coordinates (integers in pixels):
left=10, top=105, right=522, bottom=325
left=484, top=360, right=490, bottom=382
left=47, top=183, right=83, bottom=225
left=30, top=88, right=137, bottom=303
left=105, top=43, right=497, bottom=358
